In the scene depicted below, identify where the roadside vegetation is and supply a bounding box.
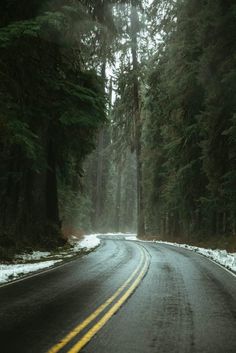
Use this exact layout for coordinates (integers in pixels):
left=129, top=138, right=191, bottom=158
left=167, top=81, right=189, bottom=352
left=0, top=233, right=100, bottom=284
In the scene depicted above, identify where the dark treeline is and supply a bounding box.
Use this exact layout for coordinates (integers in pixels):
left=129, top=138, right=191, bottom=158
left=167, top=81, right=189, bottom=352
left=0, top=0, right=236, bottom=257
left=0, top=0, right=140, bottom=258
left=0, top=0, right=107, bottom=256
left=143, top=0, right=236, bottom=244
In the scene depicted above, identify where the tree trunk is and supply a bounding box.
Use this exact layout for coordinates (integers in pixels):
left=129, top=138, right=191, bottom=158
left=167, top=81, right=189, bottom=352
left=115, top=165, right=122, bottom=232
left=46, top=136, right=59, bottom=226
left=94, top=128, right=104, bottom=227
left=130, top=2, right=145, bottom=237
left=94, top=61, right=106, bottom=229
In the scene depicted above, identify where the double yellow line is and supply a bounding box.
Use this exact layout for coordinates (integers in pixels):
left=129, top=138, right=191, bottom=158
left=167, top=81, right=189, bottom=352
left=47, top=246, right=149, bottom=353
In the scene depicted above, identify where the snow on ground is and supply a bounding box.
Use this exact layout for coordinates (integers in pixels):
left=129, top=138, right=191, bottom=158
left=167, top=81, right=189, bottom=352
left=69, top=232, right=136, bottom=250
left=102, top=232, right=136, bottom=236
left=158, top=241, right=236, bottom=273
left=125, top=234, right=236, bottom=274
left=0, top=260, right=61, bottom=284
left=0, top=233, right=102, bottom=285
left=2, top=231, right=235, bottom=285
left=95, top=232, right=136, bottom=240
left=16, top=251, right=51, bottom=261
left=125, top=235, right=138, bottom=241
left=71, top=233, right=101, bottom=251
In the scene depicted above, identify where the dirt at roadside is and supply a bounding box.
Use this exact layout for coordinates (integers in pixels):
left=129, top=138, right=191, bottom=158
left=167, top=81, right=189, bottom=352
left=62, top=227, right=85, bottom=242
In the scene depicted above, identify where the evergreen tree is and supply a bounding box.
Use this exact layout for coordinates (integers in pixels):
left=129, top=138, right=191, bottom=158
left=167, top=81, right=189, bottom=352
left=0, top=0, right=106, bottom=254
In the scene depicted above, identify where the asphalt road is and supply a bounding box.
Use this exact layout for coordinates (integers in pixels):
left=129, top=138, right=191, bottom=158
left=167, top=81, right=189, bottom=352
left=0, top=236, right=236, bottom=353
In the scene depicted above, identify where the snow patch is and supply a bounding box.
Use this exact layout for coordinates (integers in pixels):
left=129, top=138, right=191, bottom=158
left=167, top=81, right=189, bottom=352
left=71, top=233, right=101, bottom=251
left=0, top=260, right=61, bottom=284
left=125, top=235, right=138, bottom=241
left=16, top=251, right=51, bottom=261
left=0, top=234, right=102, bottom=285
left=158, top=241, right=236, bottom=273
left=125, top=234, right=236, bottom=274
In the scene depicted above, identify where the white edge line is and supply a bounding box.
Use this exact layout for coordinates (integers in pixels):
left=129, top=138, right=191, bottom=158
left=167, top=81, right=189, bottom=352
left=127, top=239, right=236, bottom=279
left=158, top=242, right=236, bottom=278
left=198, top=254, right=236, bottom=278
left=0, top=259, right=74, bottom=288
left=0, top=246, right=99, bottom=289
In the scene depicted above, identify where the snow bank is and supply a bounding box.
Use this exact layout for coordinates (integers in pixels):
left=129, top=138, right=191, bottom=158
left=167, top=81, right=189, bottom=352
left=158, top=241, right=236, bottom=273
left=15, top=251, right=51, bottom=261
left=103, top=232, right=136, bottom=236
left=71, top=232, right=136, bottom=251
left=0, top=260, right=61, bottom=284
left=125, top=234, right=236, bottom=274
left=97, top=232, right=137, bottom=240
left=71, top=233, right=101, bottom=252
left=1, top=232, right=234, bottom=285
left=125, top=235, right=138, bottom=241
left=0, top=234, right=102, bottom=285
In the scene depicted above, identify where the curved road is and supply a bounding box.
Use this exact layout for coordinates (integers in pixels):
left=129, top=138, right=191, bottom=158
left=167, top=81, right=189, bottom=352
left=0, top=236, right=236, bottom=353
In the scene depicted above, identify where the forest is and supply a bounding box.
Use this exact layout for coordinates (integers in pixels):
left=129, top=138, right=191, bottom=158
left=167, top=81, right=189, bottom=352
left=0, top=0, right=236, bottom=259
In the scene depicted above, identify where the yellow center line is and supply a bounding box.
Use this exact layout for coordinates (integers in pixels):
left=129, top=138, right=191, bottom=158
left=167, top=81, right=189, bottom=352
left=67, top=251, right=149, bottom=353
left=47, top=247, right=146, bottom=353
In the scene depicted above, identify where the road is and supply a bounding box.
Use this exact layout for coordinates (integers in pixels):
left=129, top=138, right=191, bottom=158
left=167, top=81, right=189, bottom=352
left=0, top=236, right=236, bottom=353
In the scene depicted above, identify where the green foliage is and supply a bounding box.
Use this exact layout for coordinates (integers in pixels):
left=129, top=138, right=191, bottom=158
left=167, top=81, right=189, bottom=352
left=0, top=0, right=107, bottom=253
left=143, top=0, right=236, bottom=240
left=7, top=120, right=40, bottom=161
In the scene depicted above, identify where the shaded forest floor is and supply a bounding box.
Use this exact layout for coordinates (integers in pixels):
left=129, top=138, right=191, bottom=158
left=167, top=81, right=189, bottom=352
left=193, top=235, right=236, bottom=253
left=0, top=233, right=100, bottom=284
left=62, top=226, right=85, bottom=242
